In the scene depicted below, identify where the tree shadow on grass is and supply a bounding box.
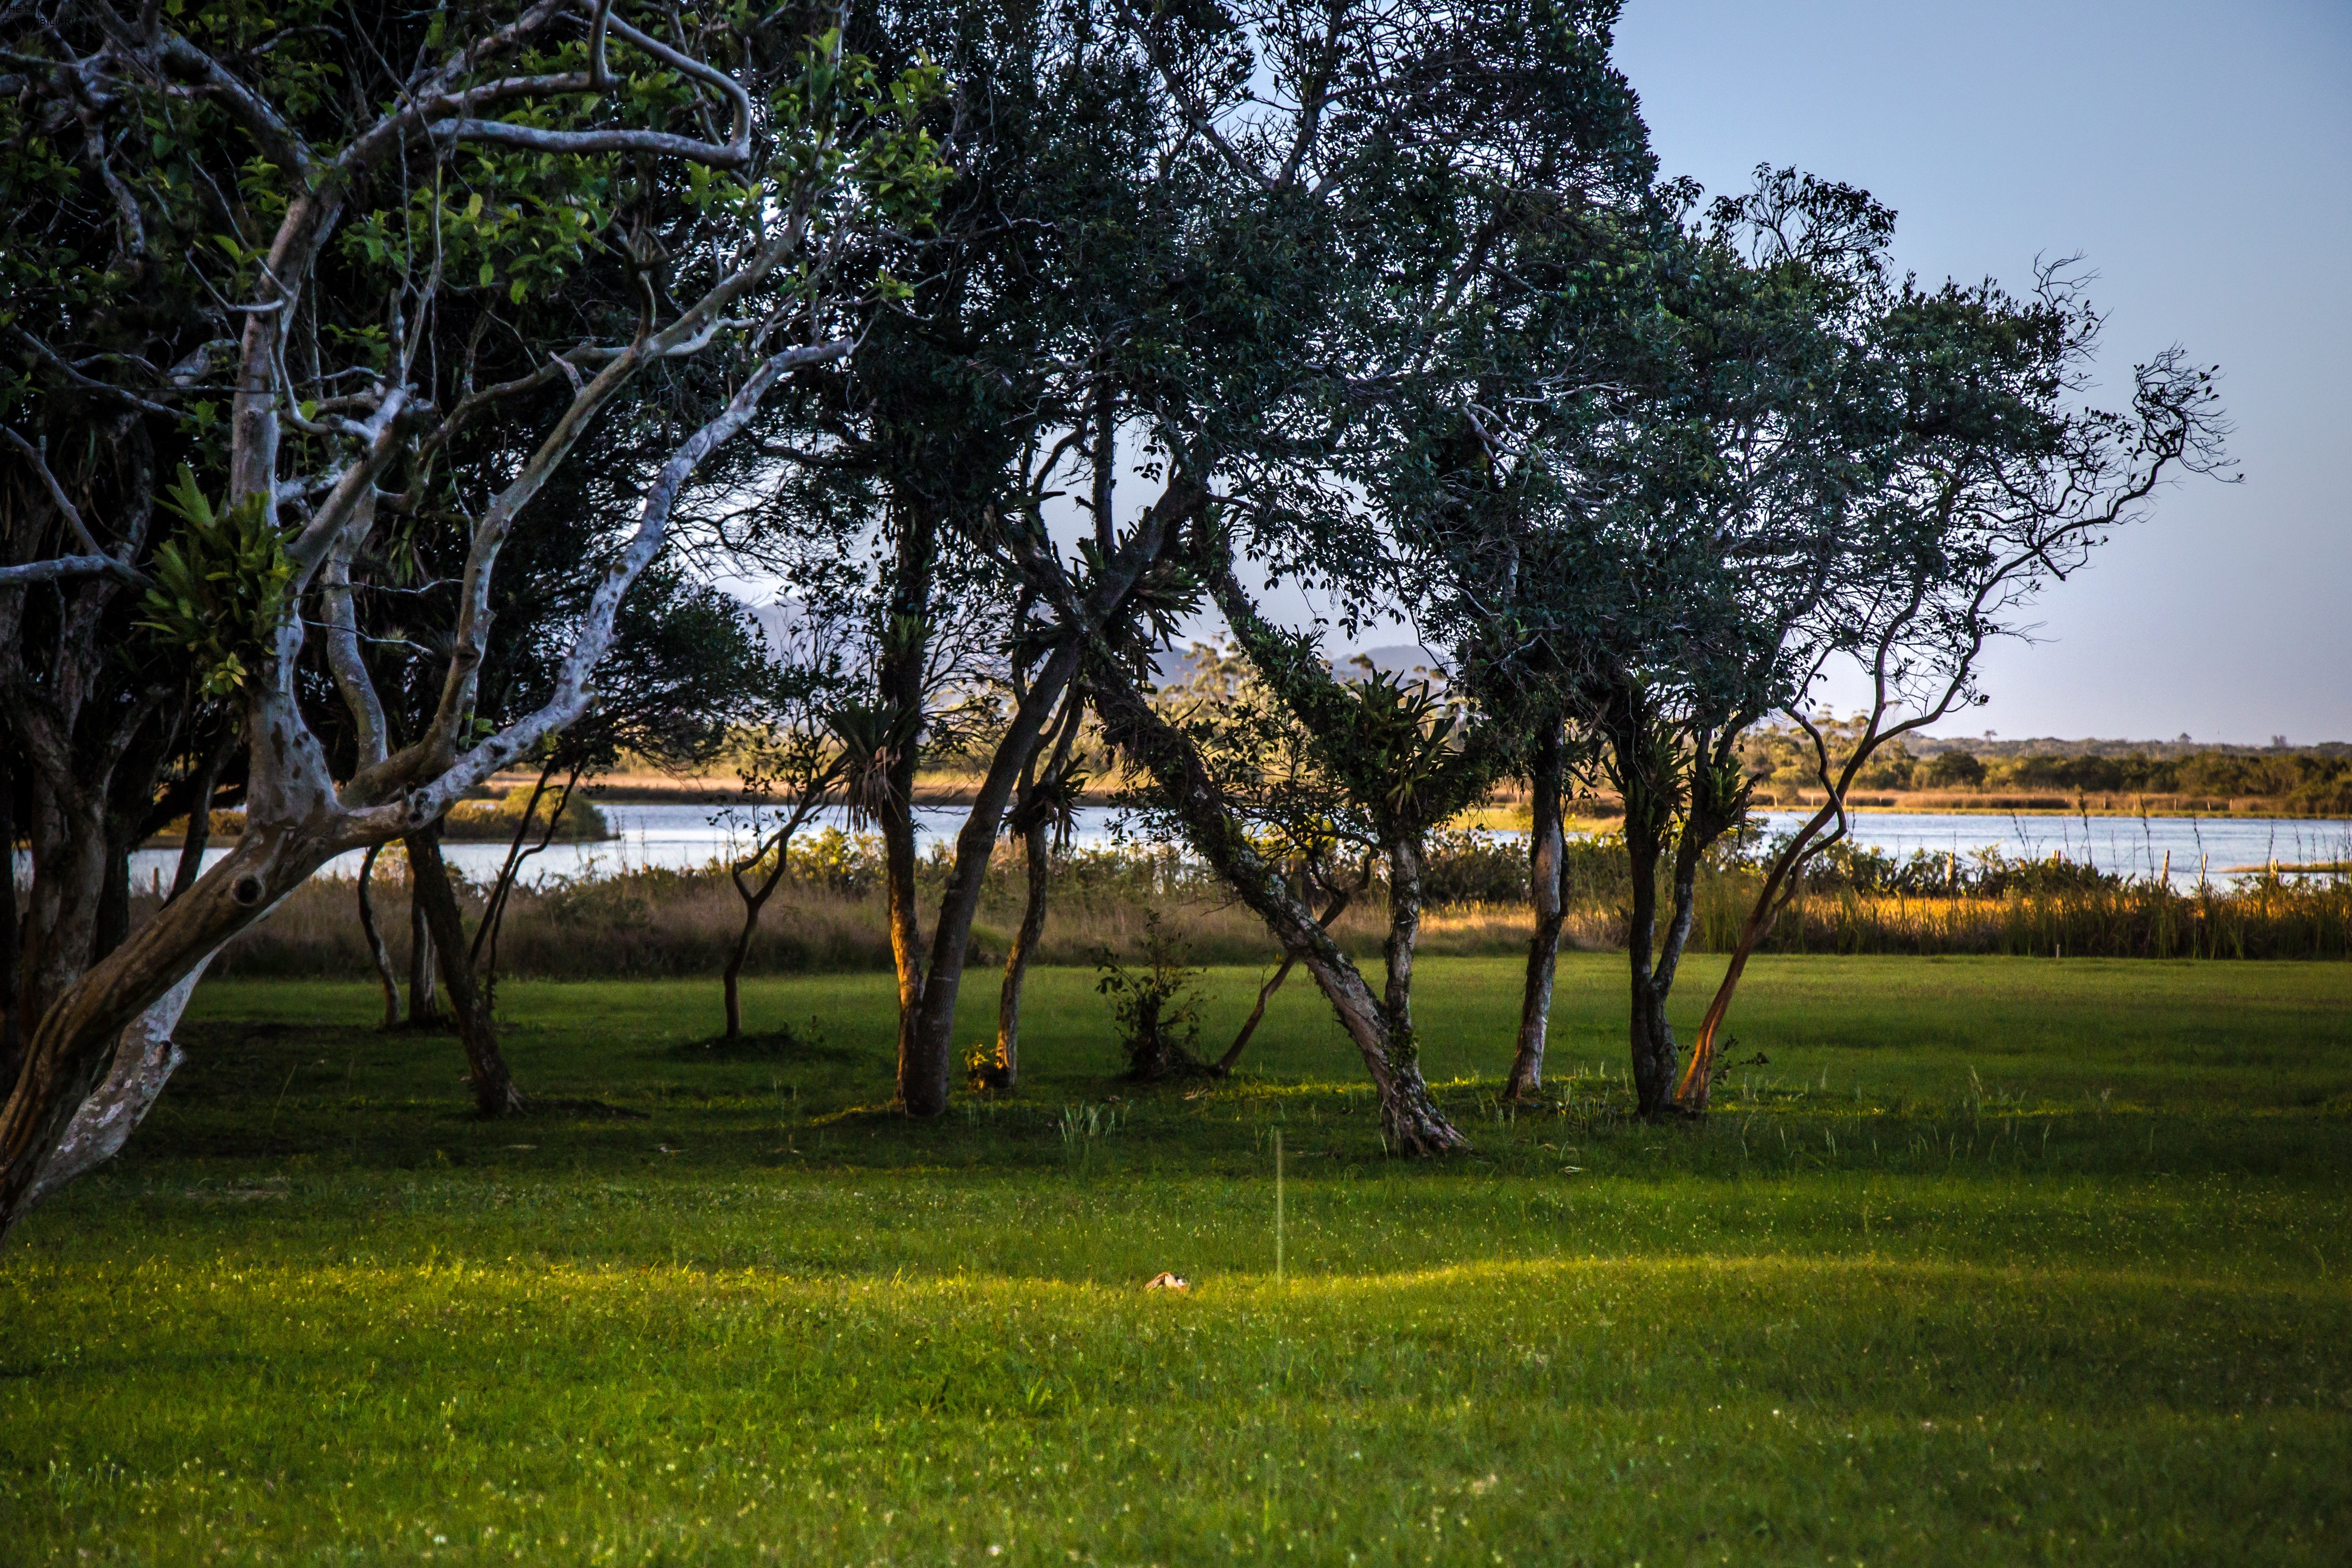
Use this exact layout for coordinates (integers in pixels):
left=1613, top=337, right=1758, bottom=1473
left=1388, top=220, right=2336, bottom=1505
left=664, top=1023, right=871, bottom=1068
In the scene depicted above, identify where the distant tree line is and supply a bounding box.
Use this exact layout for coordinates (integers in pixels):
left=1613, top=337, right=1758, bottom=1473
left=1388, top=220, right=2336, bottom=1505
left=1736, top=723, right=2352, bottom=810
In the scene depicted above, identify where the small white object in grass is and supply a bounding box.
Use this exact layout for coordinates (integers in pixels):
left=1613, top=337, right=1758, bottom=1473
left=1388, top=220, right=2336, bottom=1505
left=1144, top=1272, right=1189, bottom=1292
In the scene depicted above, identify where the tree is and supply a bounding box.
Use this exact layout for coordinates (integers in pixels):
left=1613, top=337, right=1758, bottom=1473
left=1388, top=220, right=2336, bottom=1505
left=449, top=562, right=779, bottom=1110
left=1920, top=750, right=1984, bottom=789
left=1137, top=640, right=1377, bottom=1075
left=727, top=0, right=1233, bottom=1116
left=1408, top=166, right=1915, bottom=1115
left=0, top=0, right=947, bottom=1235
left=1672, top=272, right=2231, bottom=1110
left=1240, top=0, right=1665, bottom=1105
left=716, top=618, right=855, bottom=1043
left=987, top=668, right=1089, bottom=1090
left=1200, top=563, right=1503, bottom=1107
left=1559, top=171, right=1998, bottom=1119
left=352, top=419, right=788, bottom=1112
left=1024, top=0, right=1673, bottom=1152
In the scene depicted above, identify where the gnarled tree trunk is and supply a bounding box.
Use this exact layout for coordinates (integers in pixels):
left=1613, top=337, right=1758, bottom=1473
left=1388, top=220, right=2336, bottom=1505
left=902, top=638, right=1077, bottom=1109
left=878, top=505, right=938, bottom=1112
left=881, top=766, right=929, bottom=1106
left=0, top=749, right=19, bottom=1078
left=1505, top=723, right=1566, bottom=1099
left=898, top=482, right=1202, bottom=1115
left=1383, top=837, right=1424, bottom=1059
left=1619, top=762, right=1682, bottom=1119
left=405, top=827, right=524, bottom=1118
left=993, top=816, right=1051, bottom=1089
left=1616, top=738, right=1712, bottom=1121
left=15, top=788, right=109, bottom=1058
left=1, top=809, right=347, bottom=1240
left=992, top=689, right=1086, bottom=1089
left=25, top=956, right=215, bottom=1207
left=406, top=882, right=438, bottom=1027
left=355, top=844, right=401, bottom=1029
left=1090, top=673, right=1465, bottom=1154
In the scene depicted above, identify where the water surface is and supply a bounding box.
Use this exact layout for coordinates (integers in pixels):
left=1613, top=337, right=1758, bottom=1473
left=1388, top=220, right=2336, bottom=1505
left=77, top=802, right=2349, bottom=895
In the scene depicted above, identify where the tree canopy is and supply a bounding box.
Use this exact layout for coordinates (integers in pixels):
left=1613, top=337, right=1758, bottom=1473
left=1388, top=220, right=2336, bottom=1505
left=0, top=0, right=2227, bottom=1227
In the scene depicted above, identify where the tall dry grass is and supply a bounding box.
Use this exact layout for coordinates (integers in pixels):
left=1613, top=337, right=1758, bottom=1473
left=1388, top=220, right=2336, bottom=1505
left=151, top=826, right=2348, bottom=983
left=1696, top=869, right=2352, bottom=960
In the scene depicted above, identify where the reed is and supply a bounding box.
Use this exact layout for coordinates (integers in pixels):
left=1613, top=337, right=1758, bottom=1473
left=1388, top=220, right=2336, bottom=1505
left=1694, top=841, right=2352, bottom=961
left=151, top=827, right=2348, bottom=984
left=1692, top=873, right=2352, bottom=960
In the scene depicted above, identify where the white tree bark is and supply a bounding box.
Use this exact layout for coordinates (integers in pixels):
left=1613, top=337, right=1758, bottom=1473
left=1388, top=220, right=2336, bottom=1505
left=0, top=8, right=915, bottom=1239
left=25, top=956, right=211, bottom=1207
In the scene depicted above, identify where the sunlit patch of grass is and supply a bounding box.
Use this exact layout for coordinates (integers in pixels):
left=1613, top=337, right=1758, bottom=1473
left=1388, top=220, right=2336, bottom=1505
left=3, top=955, right=2348, bottom=1563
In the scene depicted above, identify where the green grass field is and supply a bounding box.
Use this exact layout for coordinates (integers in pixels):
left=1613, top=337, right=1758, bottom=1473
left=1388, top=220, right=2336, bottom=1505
left=4, top=954, right=2349, bottom=1564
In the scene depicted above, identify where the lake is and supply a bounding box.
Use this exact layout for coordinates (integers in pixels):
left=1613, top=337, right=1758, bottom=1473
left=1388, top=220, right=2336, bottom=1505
left=1748, top=809, right=2351, bottom=889
left=65, top=801, right=2352, bottom=897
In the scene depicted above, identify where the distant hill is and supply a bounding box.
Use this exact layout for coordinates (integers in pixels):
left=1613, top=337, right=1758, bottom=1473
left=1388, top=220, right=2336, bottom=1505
left=738, top=599, right=2342, bottom=761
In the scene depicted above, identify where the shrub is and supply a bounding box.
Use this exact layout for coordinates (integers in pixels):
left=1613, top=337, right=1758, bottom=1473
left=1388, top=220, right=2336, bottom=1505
left=1854, top=744, right=1916, bottom=791
left=1419, top=827, right=1529, bottom=906
left=1094, top=910, right=1209, bottom=1082
left=1920, top=751, right=1986, bottom=788
left=443, top=791, right=610, bottom=842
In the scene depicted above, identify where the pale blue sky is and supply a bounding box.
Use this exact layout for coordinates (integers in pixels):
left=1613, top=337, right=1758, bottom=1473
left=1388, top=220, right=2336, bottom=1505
left=1610, top=0, right=2352, bottom=744
left=744, top=2, right=2350, bottom=744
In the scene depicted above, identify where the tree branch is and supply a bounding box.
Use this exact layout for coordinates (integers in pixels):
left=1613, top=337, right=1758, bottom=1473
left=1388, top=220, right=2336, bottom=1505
left=381, top=334, right=854, bottom=831
left=0, top=556, right=145, bottom=588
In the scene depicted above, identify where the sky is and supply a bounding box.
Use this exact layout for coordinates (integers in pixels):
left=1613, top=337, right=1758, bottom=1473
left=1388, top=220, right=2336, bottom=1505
left=1605, top=0, right=2352, bottom=744
left=737, top=2, right=2351, bottom=746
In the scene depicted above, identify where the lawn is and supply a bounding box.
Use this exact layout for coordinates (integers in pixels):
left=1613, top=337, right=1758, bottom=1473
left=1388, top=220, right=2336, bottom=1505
left=3, top=953, right=2348, bottom=1564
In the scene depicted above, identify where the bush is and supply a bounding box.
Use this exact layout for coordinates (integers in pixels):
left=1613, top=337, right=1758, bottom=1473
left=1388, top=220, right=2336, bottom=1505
left=1094, top=910, right=1209, bottom=1082
left=1920, top=751, right=1986, bottom=788
left=443, top=790, right=610, bottom=842
left=1419, top=827, right=1528, bottom=906
left=1854, top=744, right=1916, bottom=791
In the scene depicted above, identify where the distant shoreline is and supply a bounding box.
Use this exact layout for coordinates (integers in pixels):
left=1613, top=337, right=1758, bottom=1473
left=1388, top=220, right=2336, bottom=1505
left=122, top=775, right=2352, bottom=849
left=1749, top=802, right=2352, bottom=822
left=564, top=772, right=2352, bottom=820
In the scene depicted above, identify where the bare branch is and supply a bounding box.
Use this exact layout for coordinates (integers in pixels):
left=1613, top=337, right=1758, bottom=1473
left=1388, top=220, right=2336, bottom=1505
left=153, top=30, right=315, bottom=176
left=318, top=489, right=389, bottom=770
left=6, top=327, right=179, bottom=417
left=0, top=426, right=155, bottom=589
left=424, top=118, right=745, bottom=165
left=0, top=556, right=143, bottom=588
left=386, top=333, right=854, bottom=827
left=419, top=201, right=825, bottom=760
